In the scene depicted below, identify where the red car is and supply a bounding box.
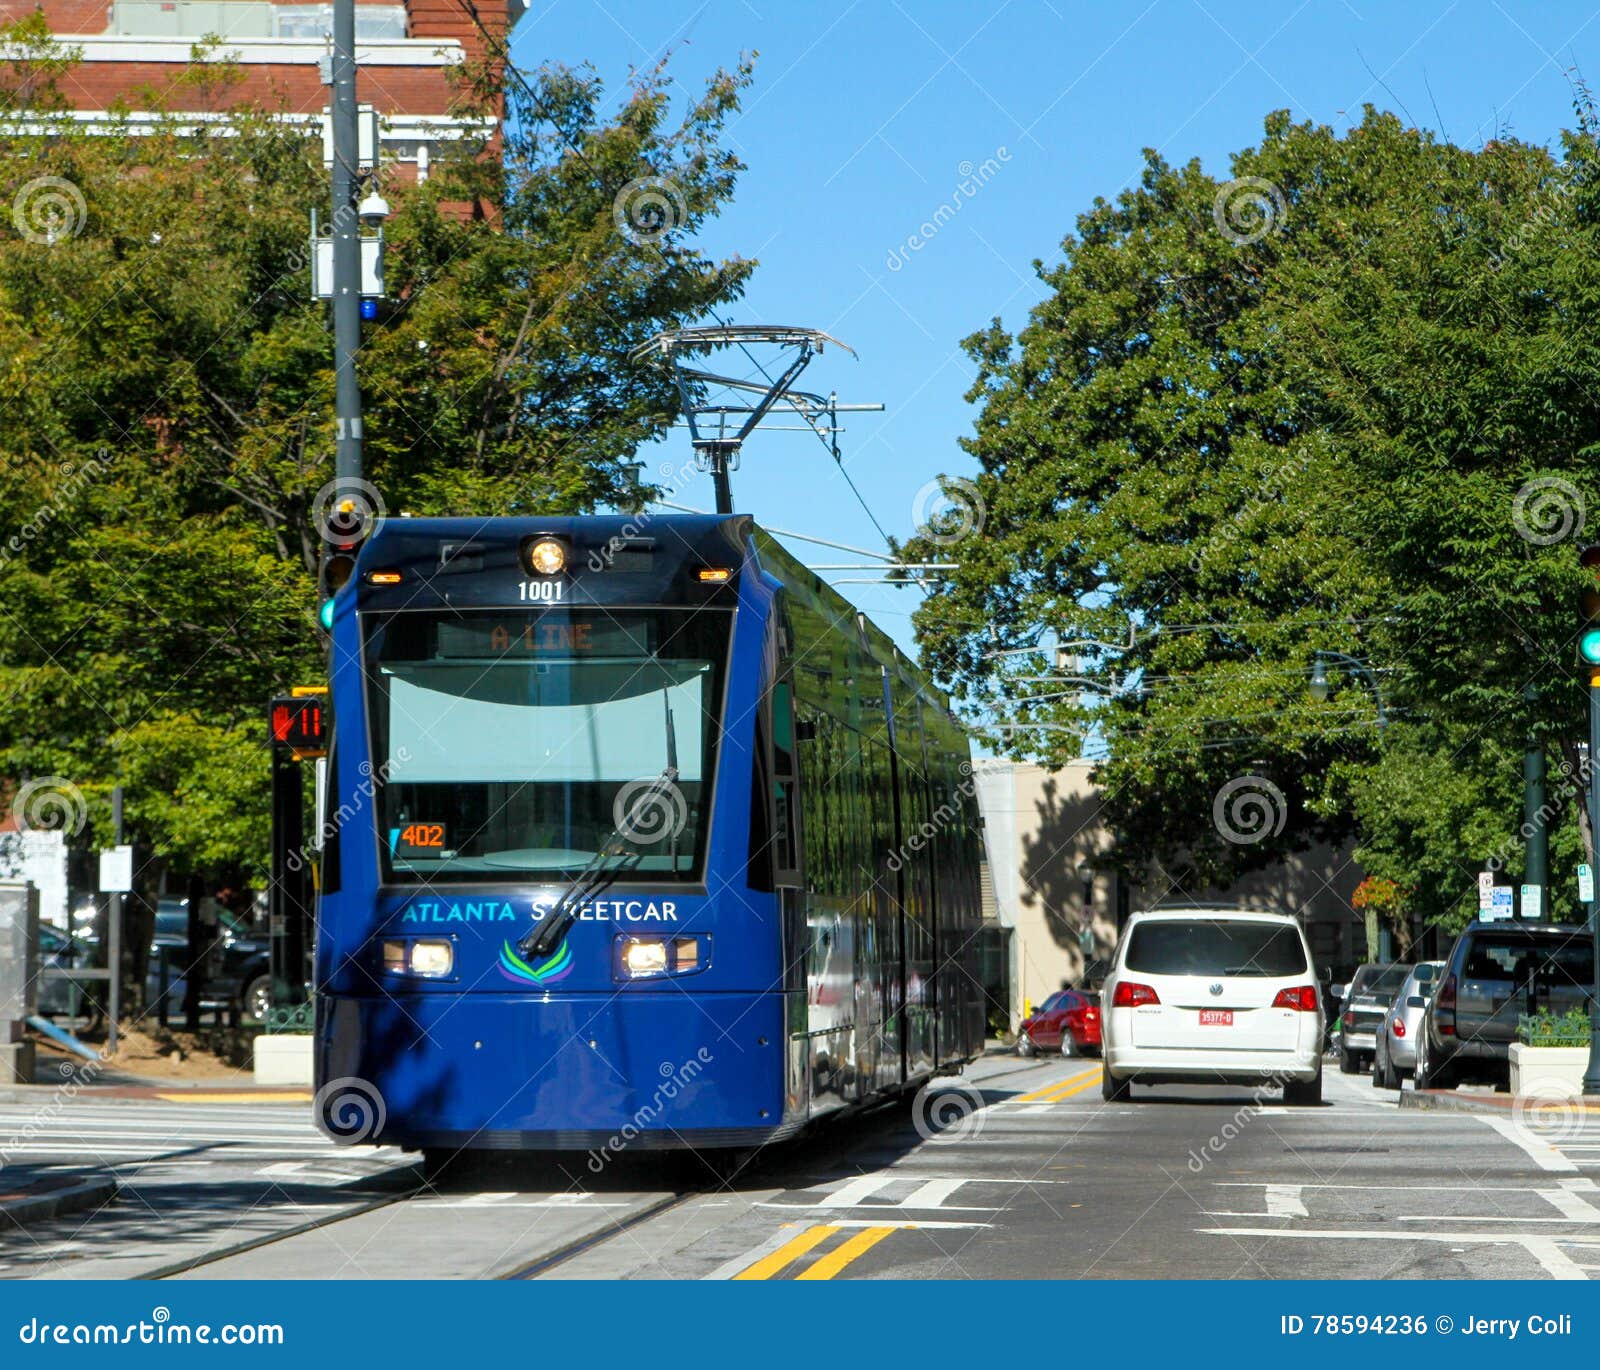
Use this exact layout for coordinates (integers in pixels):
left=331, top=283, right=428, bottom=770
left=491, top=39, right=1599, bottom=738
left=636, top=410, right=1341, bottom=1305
left=1018, top=989, right=1102, bottom=1058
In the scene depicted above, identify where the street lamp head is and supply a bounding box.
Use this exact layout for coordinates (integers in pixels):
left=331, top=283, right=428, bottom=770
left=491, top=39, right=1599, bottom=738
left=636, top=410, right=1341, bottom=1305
left=1308, top=655, right=1332, bottom=703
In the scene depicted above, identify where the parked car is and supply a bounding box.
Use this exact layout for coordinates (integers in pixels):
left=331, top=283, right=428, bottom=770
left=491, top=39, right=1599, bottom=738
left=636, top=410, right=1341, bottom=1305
left=1018, top=989, right=1101, bottom=1058
left=1100, top=907, right=1325, bottom=1104
left=1338, top=963, right=1412, bottom=1073
left=1372, top=960, right=1444, bottom=1089
left=42, top=899, right=273, bottom=1024
left=1416, top=920, right=1594, bottom=1091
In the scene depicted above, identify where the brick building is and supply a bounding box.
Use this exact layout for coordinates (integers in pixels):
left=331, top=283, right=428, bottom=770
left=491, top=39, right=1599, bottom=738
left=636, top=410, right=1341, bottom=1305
left=2, top=0, right=519, bottom=175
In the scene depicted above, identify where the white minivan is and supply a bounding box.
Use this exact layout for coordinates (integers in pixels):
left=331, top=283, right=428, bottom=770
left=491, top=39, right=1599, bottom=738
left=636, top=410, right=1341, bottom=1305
left=1100, top=907, right=1325, bottom=1105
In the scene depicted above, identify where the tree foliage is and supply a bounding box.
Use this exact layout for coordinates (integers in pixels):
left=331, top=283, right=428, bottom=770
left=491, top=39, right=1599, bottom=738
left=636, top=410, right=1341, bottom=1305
left=0, top=21, right=755, bottom=888
left=909, top=105, right=1600, bottom=935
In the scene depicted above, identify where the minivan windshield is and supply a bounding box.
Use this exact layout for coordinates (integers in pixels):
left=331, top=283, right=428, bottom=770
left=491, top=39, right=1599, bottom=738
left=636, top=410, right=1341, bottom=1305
left=1125, top=919, right=1307, bottom=978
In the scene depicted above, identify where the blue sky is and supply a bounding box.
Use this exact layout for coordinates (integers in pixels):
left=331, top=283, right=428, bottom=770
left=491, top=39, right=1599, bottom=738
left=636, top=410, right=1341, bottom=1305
left=512, top=1, right=1600, bottom=669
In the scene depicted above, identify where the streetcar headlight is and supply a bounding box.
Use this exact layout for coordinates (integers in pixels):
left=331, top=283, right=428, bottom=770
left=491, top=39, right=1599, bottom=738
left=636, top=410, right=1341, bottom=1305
left=615, top=934, right=709, bottom=980
left=622, top=939, right=669, bottom=977
left=410, top=940, right=454, bottom=976
left=527, top=538, right=566, bottom=576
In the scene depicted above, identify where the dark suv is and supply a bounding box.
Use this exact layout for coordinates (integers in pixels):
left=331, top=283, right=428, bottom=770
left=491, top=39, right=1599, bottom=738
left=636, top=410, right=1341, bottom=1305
left=1416, top=920, right=1594, bottom=1091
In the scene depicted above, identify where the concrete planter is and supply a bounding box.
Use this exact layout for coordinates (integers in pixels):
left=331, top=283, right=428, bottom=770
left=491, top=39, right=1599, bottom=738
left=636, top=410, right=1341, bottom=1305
left=1509, top=1043, right=1589, bottom=1098
left=253, top=1033, right=313, bottom=1086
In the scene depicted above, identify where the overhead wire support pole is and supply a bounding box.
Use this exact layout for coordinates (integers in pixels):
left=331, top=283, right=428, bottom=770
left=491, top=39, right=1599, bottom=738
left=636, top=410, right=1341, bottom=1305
left=330, top=0, right=362, bottom=488
left=636, top=326, right=880, bottom=518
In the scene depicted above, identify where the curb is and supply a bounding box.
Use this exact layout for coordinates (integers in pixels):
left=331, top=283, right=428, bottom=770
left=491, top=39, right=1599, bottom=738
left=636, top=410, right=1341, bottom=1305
left=0, top=1176, right=117, bottom=1229
left=1398, top=1089, right=1589, bottom=1116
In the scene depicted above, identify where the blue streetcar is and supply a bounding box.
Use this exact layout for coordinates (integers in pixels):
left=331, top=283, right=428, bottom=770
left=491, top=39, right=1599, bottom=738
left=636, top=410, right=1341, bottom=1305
left=315, top=514, right=985, bottom=1157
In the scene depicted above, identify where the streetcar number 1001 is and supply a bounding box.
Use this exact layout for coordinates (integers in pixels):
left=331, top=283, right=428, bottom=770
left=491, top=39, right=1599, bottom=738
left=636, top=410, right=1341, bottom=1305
left=519, top=580, right=565, bottom=602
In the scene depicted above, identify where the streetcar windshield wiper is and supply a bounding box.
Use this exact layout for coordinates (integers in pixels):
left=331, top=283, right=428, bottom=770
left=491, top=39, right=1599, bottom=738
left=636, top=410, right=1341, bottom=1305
left=518, top=765, right=678, bottom=961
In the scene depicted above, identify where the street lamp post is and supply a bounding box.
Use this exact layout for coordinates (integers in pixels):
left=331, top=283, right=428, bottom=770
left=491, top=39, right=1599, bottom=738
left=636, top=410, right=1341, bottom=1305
left=1307, top=650, right=1388, bottom=735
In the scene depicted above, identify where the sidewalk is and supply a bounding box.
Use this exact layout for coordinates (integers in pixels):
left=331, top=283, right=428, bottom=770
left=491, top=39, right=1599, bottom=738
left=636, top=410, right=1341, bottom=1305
left=0, top=1173, right=117, bottom=1230
left=1400, top=1087, right=1600, bottom=1116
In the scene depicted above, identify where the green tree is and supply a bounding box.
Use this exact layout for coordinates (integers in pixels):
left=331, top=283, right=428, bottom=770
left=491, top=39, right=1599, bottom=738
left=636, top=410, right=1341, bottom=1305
left=0, top=25, right=757, bottom=993
left=908, top=106, right=1596, bottom=936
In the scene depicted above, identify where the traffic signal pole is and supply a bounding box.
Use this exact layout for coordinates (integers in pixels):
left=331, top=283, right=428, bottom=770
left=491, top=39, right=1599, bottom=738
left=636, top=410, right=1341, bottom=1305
left=330, top=0, right=362, bottom=490
left=1583, top=669, right=1600, bottom=1095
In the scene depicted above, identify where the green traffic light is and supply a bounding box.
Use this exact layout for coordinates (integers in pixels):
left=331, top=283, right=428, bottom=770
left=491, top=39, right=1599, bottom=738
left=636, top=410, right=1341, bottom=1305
left=319, top=598, right=335, bottom=630
left=1581, top=628, right=1600, bottom=665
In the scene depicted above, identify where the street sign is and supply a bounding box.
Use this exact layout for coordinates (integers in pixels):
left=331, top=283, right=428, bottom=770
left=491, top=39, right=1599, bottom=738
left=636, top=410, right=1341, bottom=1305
left=1520, top=884, right=1544, bottom=921
left=97, top=844, right=133, bottom=893
left=1582, top=863, right=1595, bottom=904
left=1484, top=886, right=1515, bottom=922
left=1477, top=871, right=1495, bottom=911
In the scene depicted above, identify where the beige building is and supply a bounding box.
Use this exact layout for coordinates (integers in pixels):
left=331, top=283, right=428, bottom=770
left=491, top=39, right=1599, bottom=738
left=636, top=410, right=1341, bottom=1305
left=975, top=759, right=1369, bottom=1029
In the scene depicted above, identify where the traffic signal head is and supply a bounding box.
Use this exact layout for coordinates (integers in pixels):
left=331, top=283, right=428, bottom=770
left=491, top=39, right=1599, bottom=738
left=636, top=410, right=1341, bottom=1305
left=1581, top=545, right=1600, bottom=665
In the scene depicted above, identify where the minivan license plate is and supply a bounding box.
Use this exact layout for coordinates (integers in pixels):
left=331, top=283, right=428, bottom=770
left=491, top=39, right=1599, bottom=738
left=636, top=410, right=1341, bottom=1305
left=1198, top=1009, right=1233, bottom=1026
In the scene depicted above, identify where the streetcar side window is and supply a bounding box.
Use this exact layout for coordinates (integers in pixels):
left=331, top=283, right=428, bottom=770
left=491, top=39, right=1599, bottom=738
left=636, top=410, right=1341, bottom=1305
left=746, top=707, right=774, bottom=893
left=771, top=679, right=801, bottom=887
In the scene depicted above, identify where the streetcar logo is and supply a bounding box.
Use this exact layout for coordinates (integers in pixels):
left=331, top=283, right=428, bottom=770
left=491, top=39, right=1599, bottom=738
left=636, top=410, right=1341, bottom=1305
left=498, top=938, right=573, bottom=985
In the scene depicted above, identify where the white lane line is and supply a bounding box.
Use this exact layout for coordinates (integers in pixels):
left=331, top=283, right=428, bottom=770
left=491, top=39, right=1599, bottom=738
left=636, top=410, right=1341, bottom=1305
left=702, top=1225, right=811, bottom=1281
left=1477, top=1116, right=1580, bottom=1172
left=1264, top=1185, right=1308, bottom=1217
left=1540, top=1187, right=1600, bottom=1219
left=1200, top=1228, right=1587, bottom=1280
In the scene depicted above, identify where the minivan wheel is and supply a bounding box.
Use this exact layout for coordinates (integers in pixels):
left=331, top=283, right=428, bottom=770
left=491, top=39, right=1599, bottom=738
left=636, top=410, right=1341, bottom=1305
left=1061, top=1032, right=1078, bottom=1058
left=1284, top=1071, right=1323, bottom=1106
left=1018, top=1035, right=1035, bottom=1058
left=1338, top=1046, right=1357, bottom=1075
left=1101, top=1070, right=1131, bottom=1103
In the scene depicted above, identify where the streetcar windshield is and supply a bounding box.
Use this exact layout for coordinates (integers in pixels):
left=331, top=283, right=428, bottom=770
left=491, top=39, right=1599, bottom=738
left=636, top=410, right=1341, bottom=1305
left=366, top=608, right=729, bottom=882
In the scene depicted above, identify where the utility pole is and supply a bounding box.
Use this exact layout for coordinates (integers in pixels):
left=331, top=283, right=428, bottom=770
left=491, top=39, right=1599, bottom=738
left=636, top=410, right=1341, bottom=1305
left=1584, top=669, right=1600, bottom=1094
left=1576, top=544, right=1600, bottom=1093
left=329, top=0, right=362, bottom=490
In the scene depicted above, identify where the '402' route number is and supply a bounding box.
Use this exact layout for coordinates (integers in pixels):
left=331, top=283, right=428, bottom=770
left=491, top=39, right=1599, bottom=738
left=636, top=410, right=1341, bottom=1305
left=519, top=580, right=565, bottom=602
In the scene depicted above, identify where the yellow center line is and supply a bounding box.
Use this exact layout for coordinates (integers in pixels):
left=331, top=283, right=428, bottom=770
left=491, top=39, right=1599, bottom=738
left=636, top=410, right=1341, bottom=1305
left=1048, top=1069, right=1104, bottom=1101
left=731, top=1224, right=839, bottom=1280
left=794, top=1225, right=898, bottom=1280
left=1016, top=1066, right=1102, bottom=1102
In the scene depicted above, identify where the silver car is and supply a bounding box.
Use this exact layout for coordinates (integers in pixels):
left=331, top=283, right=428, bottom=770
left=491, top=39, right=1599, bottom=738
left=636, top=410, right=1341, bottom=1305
left=1372, top=961, right=1443, bottom=1089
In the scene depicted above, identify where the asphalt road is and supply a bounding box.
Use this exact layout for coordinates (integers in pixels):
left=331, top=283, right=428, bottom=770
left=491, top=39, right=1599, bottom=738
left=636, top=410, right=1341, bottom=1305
left=6, top=1057, right=1600, bottom=1280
